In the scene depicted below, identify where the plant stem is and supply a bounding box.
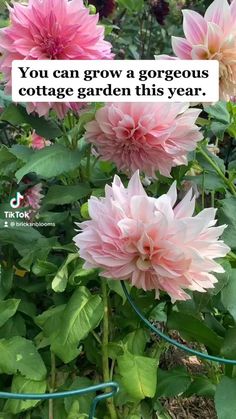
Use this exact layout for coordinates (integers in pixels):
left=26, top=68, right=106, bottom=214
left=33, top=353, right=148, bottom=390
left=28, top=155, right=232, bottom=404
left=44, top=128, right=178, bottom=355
left=197, top=146, right=236, bottom=196
left=101, top=280, right=118, bottom=419
left=49, top=351, right=56, bottom=419
left=86, top=145, right=91, bottom=180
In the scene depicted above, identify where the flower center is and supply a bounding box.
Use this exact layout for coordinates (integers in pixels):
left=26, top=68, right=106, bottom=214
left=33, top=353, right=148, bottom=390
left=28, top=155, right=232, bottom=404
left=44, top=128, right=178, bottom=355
left=219, top=62, right=233, bottom=81
left=41, top=36, right=64, bottom=59
left=136, top=256, right=152, bottom=271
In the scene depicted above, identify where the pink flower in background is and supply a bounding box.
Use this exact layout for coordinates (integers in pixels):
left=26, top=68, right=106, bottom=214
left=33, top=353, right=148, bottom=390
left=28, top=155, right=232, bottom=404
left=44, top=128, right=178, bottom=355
left=85, top=103, right=202, bottom=177
left=31, top=132, right=51, bottom=150
left=155, top=0, right=236, bottom=100
left=0, top=0, right=113, bottom=118
left=23, top=184, right=44, bottom=210
left=74, top=171, right=230, bottom=302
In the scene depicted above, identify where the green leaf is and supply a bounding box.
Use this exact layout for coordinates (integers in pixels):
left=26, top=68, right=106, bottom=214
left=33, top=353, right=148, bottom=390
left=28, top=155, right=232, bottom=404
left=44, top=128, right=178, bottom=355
left=149, top=302, right=167, bottom=323
left=220, top=327, right=236, bottom=359
left=187, top=172, right=225, bottom=192
left=4, top=375, right=46, bottom=414
left=0, top=299, right=20, bottom=327
left=107, top=279, right=129, bottom=305
left=221, top=269, right=236, bottom=322
left=43, top=184, right=91, bottom=206
left=0, top=314, right=26, bottom=339
left=32, top=260, right=58, bottom=277
left=9, top=145, right=34, bottom=162
left=218, top=197, right=236, bottom=250
left=64, top=377, right=95, bottom=415
left=35, top=304, right=66, bottom=337
left=0, top=337, right=46, bottom=380
left=156, top=367, right=191, bottom=397
left=186, top=376, right=216, bottom=397
left=0, top=145, right=16, bottom=167
left=215, top=377, right=236, bottom=419
left=123, top=329, right=149, bottom=355
left=117, top=351, right=157, bottom=400
left=118, top=0, right=144, bottom=12
left=15, top=144, right=83, bottom=182
left=51, top=287, right=103, bottom=363
left=0, top=266, right=13, bottom=300
left=209, top=259, right=231, bottom=296
left=205, top=102, right=230, bottom=124
left=1, top=103, right=61, bottom=139
left=0, top=89, right=12, bottom=108
left=52, top=254, right=80, bottom=293
left=0, top=225, right=42, bottom=248
left=167, top=312, right=223, bottom=353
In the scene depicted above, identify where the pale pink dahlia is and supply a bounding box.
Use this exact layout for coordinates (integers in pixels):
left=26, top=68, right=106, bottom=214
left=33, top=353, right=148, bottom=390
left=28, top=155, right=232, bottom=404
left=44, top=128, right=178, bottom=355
left=31, top=132, right=51, bottom=150
left=0, top=0, right=113, bottom=118
left=155, top=0, right=236, bottom=100
left=74, top=172, right=230, bottom=302
left=85, top=103, right=203, bottom=177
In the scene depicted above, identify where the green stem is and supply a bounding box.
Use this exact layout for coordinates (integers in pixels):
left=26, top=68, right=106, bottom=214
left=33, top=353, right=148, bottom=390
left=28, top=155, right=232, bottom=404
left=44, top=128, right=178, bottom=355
left=49, top=351, right=56, bottom=419
left=86, top=145, right=91, bottom=180
left=101, top=281, right=118, bottom=419
left=197, top=146, right=236, bottom=196
left=227, top=251, right=236, bottom=262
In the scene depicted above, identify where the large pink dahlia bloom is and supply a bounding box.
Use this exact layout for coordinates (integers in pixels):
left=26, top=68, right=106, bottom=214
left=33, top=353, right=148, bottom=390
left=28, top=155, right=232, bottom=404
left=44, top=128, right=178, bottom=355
left=0, top=0, right=113, bottom=118
left=74, top=172, right=230, bottom=302
left=85, top=103, right=203, bottom=177
left=155, top=0, right=236, bottom=100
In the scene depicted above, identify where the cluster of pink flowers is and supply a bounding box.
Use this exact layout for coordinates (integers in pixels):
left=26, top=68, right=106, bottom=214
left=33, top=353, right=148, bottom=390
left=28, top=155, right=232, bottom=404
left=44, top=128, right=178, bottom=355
left=156, top=0, right=236, bottom=100
left=74, top=172, right=229, bottom=302
left=21, top=184, right=44, bottom=211
left=0, top=0, right=113, bottom=118
left=85, top=102, right=202, bottom=177
left=0, top=0, right=231, bottom=301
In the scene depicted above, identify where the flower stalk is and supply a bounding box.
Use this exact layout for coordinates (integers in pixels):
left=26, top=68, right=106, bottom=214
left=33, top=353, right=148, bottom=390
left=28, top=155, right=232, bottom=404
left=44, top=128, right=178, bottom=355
left=101, top=280, right=118, bottom=419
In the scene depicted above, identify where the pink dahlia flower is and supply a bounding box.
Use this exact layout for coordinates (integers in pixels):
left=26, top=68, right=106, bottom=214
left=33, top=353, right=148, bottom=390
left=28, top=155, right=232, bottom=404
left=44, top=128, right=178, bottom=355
left=0, top=0, right=113, bottom=118
left=155, top=0, right=236, bottom=100
left=85, top=103, right=203, bottom=177
left=74, top=171, right=230, bottom=302
left=31, top=132, right=51, bottom=150
left=23, top=184, right=44, bottom=210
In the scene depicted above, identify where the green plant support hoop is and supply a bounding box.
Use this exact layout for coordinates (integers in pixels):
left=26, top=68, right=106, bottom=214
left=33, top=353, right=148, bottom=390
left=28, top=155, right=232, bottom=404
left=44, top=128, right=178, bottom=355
left=121, top=281, right=236, bottom=365
left=0, top=381, right=119, bottom=419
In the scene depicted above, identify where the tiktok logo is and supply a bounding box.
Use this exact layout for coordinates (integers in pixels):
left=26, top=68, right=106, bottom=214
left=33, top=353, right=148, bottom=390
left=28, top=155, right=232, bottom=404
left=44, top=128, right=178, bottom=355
left=10, top=192, right=24, bottom=209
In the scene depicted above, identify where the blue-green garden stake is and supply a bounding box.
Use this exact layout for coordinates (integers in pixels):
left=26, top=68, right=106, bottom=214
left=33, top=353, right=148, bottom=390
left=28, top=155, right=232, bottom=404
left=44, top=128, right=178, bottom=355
left=0, top=381, right=119, bottom=419
left=121, top=281, right=236, bottom=365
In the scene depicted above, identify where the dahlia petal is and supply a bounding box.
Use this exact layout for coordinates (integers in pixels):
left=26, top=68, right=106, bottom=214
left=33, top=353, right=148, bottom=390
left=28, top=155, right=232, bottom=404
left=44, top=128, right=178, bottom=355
left=171, top=36, right=192, bottom=59
left=166, top=181, right=177, bottom=206
left=191, top=45, right=210, bottom=60
left=231, top=0, right=236, bottom=24
left=127, top=171, right=146, bottom=197
left=174, top=188, right=195, bottom=218
left=205, top=0, right=230, bottom=32
left=183, top=10, right=208, bottom=45
left=154, top=54, right=178, bottom=60
left=207, top=22, right=223, bottom=54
